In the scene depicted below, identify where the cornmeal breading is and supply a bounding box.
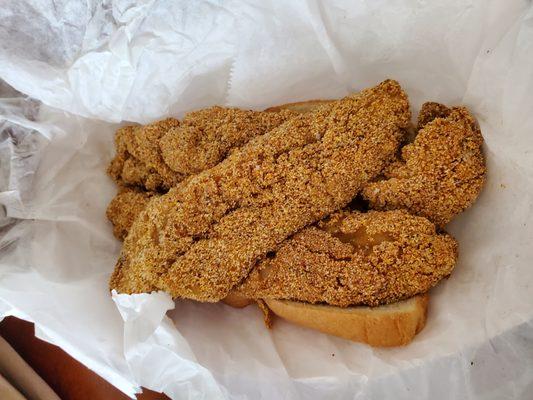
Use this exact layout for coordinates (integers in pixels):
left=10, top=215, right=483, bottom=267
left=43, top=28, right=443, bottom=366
left=108, top=109, right=297, bottom=192
left=106, top=108, right=298, bottom=237
left=109, top=80, right=411, bottom=301
left=362, top=104, right=486, bottom=226
left=106, top=187, right=154, bottom=240
left=160, top=106, right=298, bottom=174
left=416, top=101, right=451, bottom=131
left=107, top=118, right=182, bottom=191
left=237, top=210, right=458, bottom=307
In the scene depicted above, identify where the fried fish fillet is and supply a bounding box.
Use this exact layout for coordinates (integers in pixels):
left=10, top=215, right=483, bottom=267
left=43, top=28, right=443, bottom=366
left=107, top=118, right=182, bottom=191
left=108, top=109, right=297, bottom=192
left=236, top=210, right=458, bottom=307
left=106, top=108, right=298, bottom=239
left=107, top=106, right=314, bottom=240
left=106, top=187, right=155, bottom=240
left=362, top=103, right=486, bottom=226
left=159, top=106, right=297, bottom=175
left=110, top=80, right=411, bottom=301
left=416, top=101, right=452, bottom=130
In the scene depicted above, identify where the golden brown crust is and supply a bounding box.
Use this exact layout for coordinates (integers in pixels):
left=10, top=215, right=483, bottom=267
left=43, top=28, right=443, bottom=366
left=237, top=210, right=457, bottom=307
left=416, top=101, right=452, bottom=130
left=108, top=110, right=295, bottom=192
left=110, top=80, right=411, bottom=300
left=265, top=294, right=428, bottom=346
left=159, top=107, right=297, bottom=175
left=107, top=104, right=321, bottom=240
left=106, top=187, right=155, bottom=240
left=106, top=109, right=298, bottom=241
left=265, top=99, right=334, bottom=113
left=107, top=118, right=182, bottom=191
left=362, top=104, right=486, bottom=226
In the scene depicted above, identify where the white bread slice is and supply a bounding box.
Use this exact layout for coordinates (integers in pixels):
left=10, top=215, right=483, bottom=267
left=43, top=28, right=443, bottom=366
left=265, top=99, right=333, bottom=113
left=265, top=294, right=429, bottom=347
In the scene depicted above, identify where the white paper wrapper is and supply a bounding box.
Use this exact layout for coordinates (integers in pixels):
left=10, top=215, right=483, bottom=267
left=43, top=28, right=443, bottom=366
left=1, top=1, right=533, bottom=399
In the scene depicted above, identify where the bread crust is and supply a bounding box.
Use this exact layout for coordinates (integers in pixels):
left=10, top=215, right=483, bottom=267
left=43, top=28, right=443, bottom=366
left=222, top=290, right=255, bottom=308
left=265, top=294, right=429, bottom=347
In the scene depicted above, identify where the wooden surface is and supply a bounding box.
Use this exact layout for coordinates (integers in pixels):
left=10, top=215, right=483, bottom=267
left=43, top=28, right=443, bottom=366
left=0, top=317, right=169, bottom=400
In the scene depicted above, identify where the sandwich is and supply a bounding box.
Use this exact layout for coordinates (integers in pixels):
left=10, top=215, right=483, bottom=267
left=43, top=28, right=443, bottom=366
left=106, top=80, right=486, bottom=346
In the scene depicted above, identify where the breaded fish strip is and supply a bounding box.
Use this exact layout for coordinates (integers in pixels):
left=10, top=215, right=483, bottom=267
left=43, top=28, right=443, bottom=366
left=362, top=103, right=486, bottom=226
left=237, top=210, right=458, bottom=307
left=416, top=101, right=451, bottom=130
left=160, top=106, right=298, bottom=175
left=107, top=118, right=182, bottom=191
left=108, top=109, right=297, bottom=191
left=107, top=108, right=297, bottom=238
left=106, top=187, right=155, bottom=240
left=109, top=80, right=410, bottom=301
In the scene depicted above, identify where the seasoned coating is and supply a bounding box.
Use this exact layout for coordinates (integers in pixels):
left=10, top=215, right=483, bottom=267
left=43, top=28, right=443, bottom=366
left=108, top=109, right=297, bottom=192
left=160, top=107, right=298, bottom=175
left=416, top=101, right=451, bottom=130
left=362, top=104, right=486, bottom=226
left=237, top=210, right=458, bottom=307
left=110, top=80, right=411, bottom=301
left=106, top=187, right=154, bottom=240
left=107, top=108, right=297, bottom=237
left=108, top=118, right=182, bottom=191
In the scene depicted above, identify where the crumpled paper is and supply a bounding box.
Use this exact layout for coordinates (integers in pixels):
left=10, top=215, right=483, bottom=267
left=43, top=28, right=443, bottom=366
left=1, top=1, right=533, bottom=399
